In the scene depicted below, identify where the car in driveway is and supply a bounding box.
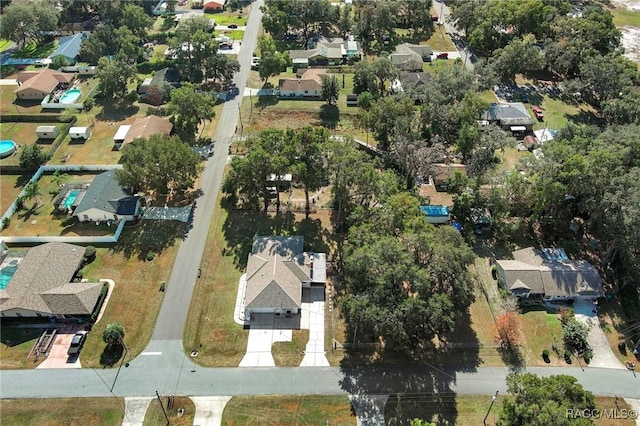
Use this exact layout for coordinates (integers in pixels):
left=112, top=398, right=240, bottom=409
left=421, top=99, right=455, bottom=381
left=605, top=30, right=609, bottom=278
left=436, top=52, right=449, bottom=60
left=228, top=23, right=238, bottom=29
left=67, top=331, right=88, bottom=356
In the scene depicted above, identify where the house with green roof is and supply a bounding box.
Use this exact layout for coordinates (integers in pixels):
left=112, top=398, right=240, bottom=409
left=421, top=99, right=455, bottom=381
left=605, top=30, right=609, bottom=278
left=0, top=243, right=104, bottom=319
left=73, top=170, right=141, bottom=223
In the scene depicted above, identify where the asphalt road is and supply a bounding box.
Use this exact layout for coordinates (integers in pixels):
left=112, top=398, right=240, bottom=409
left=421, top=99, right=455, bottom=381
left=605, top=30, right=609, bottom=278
left=436, top=0, right=475, bottom=70
left=0, top=365, right=638, bottom=399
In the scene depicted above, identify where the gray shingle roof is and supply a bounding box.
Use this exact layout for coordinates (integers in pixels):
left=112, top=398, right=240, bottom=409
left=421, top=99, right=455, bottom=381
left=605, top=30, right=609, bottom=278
left=74, top=171, right=139, bottom=217
left=245, top=237, right=309, bottom=310
left=0, top=242, right=102, bottom=316
left=483, top=103, right=534, bottom=127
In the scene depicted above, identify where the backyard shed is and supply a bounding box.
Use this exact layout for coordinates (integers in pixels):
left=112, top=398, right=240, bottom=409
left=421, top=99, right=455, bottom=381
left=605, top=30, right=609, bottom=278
left=69, top=127, right=91, bottom=139
left=36, top=126, right=59, bottom=139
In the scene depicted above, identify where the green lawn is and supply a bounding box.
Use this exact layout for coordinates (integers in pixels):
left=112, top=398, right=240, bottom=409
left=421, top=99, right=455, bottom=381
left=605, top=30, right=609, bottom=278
left=222, top=395, right=357, bottom=425
left=0, top=397, right=124, bottom=426
left=611, top=7, right=640, bottom=27
left=13, top=41, right=56, bottom=58
left=206, top=12, right=248, bottom=27
left=424, top=25, right=457, bottom=51
left=272, top=329, right=309, bottom=366
left=217, top=29, right=245, bottom=40
left=519, top=308, right=564, bottom=366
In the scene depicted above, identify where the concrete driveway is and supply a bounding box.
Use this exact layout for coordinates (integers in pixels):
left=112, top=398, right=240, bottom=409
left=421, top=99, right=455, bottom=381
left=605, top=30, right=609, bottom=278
left=192, top=396, right=232, bottom=426
left=574, top=299, right=625, bottom=369
left=239, top=314, right=293, bottom=367
left=300, top=287, right=329, bottom=367
left=36, top=325, right=84, bottom=369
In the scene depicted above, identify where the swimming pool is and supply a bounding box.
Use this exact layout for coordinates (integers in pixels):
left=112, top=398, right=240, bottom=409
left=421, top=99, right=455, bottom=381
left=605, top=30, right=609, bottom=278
left=0, top=265, right=17, bottom=289
left=0, top=140, right=16, bottom=159
left=60, top=88, right=82, bottom=104
left=62, top=189, right=80, bottom=209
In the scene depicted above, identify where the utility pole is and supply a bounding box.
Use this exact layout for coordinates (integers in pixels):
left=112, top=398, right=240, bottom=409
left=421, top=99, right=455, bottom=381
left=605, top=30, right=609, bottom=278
left=483, top=391, right=499, bottom=425
left=155, top=390, right=170, bottom=426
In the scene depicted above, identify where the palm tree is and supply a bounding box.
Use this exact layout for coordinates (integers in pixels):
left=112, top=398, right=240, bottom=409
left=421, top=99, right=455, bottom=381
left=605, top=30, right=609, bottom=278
left=22, top=182, right=41, bottom=209
left=103, top=323, right=125, bottom=346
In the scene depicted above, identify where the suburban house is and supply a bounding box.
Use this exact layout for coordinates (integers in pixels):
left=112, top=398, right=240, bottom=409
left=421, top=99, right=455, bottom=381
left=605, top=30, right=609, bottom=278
left=113, top=115, right=173, bottom=150
left=431, top=163, right=467, bottom=191
left=289, top=36, right=361, bottom=69
left=0, top=243, right=104, bottom=319
left=390, top=43, right=433, bottom=71
left=420, top=205, right=450, bottom=224
left=482, top=102, right=535, bottom=133
left=14, top=69, right=75, bottom=101
left=495, top=247, right=603, bottom=303
left=278, top=68, right=327, bottom=99
left=138, top=68, right=181, bottom=105
left=49, top=32, right=87, bottom=65
left=244, top=236, right=326, bottom=318
left=203, top=0, right=226, bottom=12
left=73, top=170, right=142, bottom=223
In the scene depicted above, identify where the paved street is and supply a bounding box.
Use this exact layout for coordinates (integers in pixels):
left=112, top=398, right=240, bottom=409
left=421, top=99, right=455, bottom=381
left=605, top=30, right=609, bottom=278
left=1, top=366, right=638, bottom=399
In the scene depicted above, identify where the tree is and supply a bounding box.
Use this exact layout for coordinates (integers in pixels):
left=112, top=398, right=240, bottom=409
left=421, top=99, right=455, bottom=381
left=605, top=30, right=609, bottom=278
left=486, top=36, right=544, bottom=82
left=121, top=4, right=153, bottom=39
left=562, top=318, right=591, bottom=358
left=494, top=312, right=524, bottom=351
left=410, top=420, right=436, bottom=426
left=79, top=24, right=114, bottom=65
left=170, top=16, right=219, bottom=81
left=19, top=145, right=49, bottom=169
left=337, top=4, right=353, bottom=39
left=103, top=323, right=125, bottom=346
left=371, top=57, right=396, bottom=96
left=167, top=83, right=216, bottom=138
left=22, top=182, right=42, bottom=209
left=116, top=134, right=200, bottom=200
left=341, top=193, right=476, bottom=353
left=353, top=62, right=380, bottom=97
left=321, top=75, right=339, bottom=106
left=96, top=58, right=137, bottom=100
left=498, top=372, right=596, bottom=426
left=366, top=95, right=415, bottom=151
left=50, top=56, right=71, bottom=71
left=0, top=0, right=59, bottom=48
left=258, top=35, right=288, bottom=85
left=576, top=54, right=636, bottom=106
left=204, top=54, right=240, bottom=90
left=293, top=127, right=329, bottom=218
left=165, top=0, right=177, bottom=15
left=399, top=0, right=433, bottom=37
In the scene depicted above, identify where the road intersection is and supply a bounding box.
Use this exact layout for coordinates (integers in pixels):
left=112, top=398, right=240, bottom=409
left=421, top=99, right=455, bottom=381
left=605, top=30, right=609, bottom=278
left=1, top=2, right=639, bottom=421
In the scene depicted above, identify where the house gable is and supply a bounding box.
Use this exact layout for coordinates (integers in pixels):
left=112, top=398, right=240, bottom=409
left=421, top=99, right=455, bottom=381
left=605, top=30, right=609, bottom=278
left=245, top=279, right=300, bottom=310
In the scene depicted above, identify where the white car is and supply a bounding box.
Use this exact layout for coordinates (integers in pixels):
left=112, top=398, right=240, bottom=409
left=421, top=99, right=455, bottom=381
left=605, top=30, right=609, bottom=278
left=251, top=57, right=260, bottom=70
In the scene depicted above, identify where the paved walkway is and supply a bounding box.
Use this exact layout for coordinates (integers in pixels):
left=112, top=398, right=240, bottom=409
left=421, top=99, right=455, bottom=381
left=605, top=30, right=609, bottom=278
left=0, top=78, right=17, bottom=85
left=192, top=396, right=232, bottom=426
left=122, top=397, right=153, bottom=426
left=574, top=299, right=626, bottom=369
left=300, top=287, right=330, bottom=367
left=349, top=394, right=389, bottom=426
left=233, top=274, right=249, bottom=326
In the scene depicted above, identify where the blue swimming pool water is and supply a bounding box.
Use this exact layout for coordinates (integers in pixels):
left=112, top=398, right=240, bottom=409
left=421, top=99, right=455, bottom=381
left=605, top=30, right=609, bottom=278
left=0, top=265, right=17, bottom=289
left=63, top=189, right=80, bottom=209
left=0, top=140, right=16, bottom=158
left=60, top=88, right=82, bottom=104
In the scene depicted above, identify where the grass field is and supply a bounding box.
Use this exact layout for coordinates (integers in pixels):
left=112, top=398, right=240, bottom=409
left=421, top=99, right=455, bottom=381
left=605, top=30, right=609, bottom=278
left=218, top=29, right=245, bottom=40
left=0, top=397, right=125, bottom=426
left=222, top=395, right=357, bottom=425
left=0, top=173, right=30, bottom=215
left=272, top=329, right=309, bottom=366
left=424, top=25, right=457, bottom=52
left=205, top=11, right=248, bottom=27
left=519, top=307, right=564, bottom=366
left=80, top=221, right=183, bottom=367
left=144, top=396, right=195, bottom=426
left=611, top=6, right=640, bottom=27
left=0, top=39, right=12, bottom=52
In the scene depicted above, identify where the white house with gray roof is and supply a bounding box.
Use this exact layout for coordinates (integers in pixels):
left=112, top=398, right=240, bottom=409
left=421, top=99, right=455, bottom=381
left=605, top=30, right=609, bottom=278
left=73, top=170, right=141, bottom=223
left=496, top=247, right=603, bottom=302
left=244, top=236, right=326, bottom=318
left=0, top=243, right=104, bottom=319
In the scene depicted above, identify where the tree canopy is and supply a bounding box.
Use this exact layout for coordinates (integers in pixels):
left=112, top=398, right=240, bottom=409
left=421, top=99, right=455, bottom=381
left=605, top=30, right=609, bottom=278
left=96, top=58, right=138, bottom=100
left=341, top=193, right=476, bottom=353
left=166, top=82, right=217, bottom=138
left=498, top=372, right=595, bottom=426
left=116, top=134, right=200, bottom=200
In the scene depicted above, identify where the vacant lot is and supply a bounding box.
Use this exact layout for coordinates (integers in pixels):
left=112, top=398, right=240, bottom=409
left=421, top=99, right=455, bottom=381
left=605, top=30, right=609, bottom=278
left=222, top=395, right=357, bottom=425
left=80, top=221, right=184, bottom=367
left=0, top=397, right=125, bottom=426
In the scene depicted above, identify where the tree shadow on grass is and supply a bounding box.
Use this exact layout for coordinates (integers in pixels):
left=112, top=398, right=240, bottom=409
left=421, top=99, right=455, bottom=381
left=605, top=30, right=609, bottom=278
left=339, top=309, right=482, bottom=425
left=222, top=208, right=330, bottom=269
left=567, top=109, right=604, bottom=127
left=109, top=220, right=183, bottom=261
left=256, top=95, right=279, bottom=109
left=95, top=102, right=140, bottom=121
left=498, top=346, right=526, bottom=369
left=100, top=343, right=124, bottom=367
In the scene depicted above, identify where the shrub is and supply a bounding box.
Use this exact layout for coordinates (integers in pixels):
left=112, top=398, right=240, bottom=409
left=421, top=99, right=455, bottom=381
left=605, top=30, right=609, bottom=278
left=562, top=318, right=590, bottom=355
left=542, top=349, right=550, bottom=357
left=1, top=217, right=9, bottom=230
left=15, top=196, right=25, bottom=211
left=19, top=145, right=50, bottom=169
left=103, top=323, right=125, bottom=346
left=83, top=96, right=95, bottom=111
left=583, top=350, right=593, bottom=364
left=564, top=349, right=573, bottom=363
left=558, top=307, right=575, bottom=324
left=146, top=252, right=156, bottom=261
left=61, top=216, right=75, bottom=227
left=494, top=312, right=524, bottom=350
left=84, top=245, right=97, bottom=261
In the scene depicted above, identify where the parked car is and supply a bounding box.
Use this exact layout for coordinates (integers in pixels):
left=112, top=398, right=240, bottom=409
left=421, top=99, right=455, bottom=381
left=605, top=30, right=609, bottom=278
left=251, top=57, right=260, bottom=70
left=228, top=23, right=238, bottom=29
left=532, top=106, right=544, bottom=121
left=521, top=92, right=529, bottom=103
left=436, top=52, right=448, bottom=60
left=67, top=331, right=88, bottom=356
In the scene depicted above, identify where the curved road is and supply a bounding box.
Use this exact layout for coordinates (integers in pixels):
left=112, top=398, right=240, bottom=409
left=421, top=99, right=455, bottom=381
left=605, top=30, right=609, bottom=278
left=1, top=0, right=639, bottom=405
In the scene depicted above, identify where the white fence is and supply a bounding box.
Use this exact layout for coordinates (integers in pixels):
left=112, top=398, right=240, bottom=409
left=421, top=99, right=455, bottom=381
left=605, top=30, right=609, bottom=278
left=40, top=94, right=83, bottom=110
